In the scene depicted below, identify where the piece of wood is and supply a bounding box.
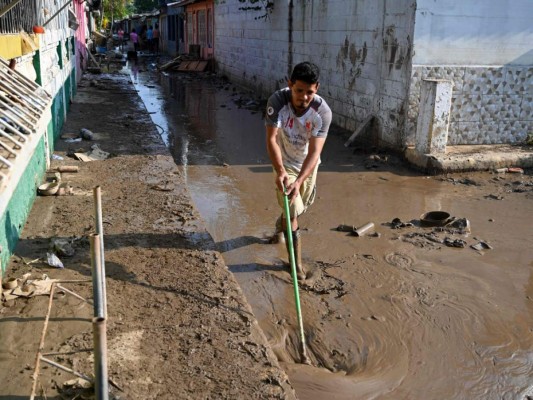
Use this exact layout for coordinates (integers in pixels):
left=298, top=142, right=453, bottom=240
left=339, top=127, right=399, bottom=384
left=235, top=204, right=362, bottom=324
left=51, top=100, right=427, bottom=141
left=344, top=115, right=373, bottom=147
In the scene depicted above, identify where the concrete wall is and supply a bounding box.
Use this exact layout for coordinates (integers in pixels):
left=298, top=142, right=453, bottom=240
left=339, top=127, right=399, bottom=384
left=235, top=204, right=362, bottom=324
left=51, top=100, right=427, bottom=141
left=215, top=0, right=416, bottom=148
left=1, top=27, right=76, bottom=275
left=407, top=0, right=532, bottom=145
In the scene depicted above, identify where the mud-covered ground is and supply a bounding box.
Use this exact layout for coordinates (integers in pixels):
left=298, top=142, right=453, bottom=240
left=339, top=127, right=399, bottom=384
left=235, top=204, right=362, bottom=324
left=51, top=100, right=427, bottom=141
left=1, top=59, right=533, bottom=400
left=0, top=72, right=295, bottom=399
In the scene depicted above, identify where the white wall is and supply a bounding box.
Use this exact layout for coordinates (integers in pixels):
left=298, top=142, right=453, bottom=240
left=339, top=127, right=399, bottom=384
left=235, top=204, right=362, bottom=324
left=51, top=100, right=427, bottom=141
left=407, top=0, right=532, bottom=146
left=215, top=0, right=416, bottom=147
left=413, top=0, right=533, bottom=65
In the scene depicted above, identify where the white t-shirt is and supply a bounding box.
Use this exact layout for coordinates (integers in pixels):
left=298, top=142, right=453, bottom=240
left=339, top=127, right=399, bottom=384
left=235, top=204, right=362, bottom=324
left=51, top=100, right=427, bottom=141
left=265, top=87, right=332, bottom=170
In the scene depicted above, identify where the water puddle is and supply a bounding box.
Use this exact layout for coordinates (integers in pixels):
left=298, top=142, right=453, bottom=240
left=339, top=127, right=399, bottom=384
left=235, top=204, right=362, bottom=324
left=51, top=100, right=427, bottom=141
left=131, top=61, right=533, bottom=399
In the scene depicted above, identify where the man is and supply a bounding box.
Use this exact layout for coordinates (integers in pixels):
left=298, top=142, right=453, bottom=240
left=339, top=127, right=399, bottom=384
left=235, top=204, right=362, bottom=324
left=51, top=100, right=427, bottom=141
left=153, top=24, right=160, bottom=54
left=265, top=61, right=332, bottom=280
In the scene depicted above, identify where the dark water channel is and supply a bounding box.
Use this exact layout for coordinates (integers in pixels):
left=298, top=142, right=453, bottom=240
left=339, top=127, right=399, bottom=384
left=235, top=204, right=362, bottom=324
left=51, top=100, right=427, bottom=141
left=131, top=63, right=533, bottom=399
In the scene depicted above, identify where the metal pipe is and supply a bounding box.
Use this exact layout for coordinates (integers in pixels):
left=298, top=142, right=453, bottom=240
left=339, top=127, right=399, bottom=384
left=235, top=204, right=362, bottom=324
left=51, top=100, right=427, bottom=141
left=282, top=188, right=311, bottom=365
left=43, top=0, right=73, bottom=27
left=0, top=128, right=24, bottom=147
left=56, top=284, right=94, bottom=305
left=40, top=356, right=94, bottom=383
left=30, top=282, right=56, bottom=400
left=0, top=139, right=18, bottom=156
left=0, top=155, right=14, bottom=168
left=90, top=234, right=105, bottom=319
left=93, top=186, right=107, bottom=318
left=353, top=222, right=375, bottom=237
left=93, top=317, right=109, bottom=400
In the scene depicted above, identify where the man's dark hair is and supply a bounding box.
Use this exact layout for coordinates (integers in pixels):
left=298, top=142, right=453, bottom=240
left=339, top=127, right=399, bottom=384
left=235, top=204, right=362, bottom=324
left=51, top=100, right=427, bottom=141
left=290, top=62, right=320, bottom=84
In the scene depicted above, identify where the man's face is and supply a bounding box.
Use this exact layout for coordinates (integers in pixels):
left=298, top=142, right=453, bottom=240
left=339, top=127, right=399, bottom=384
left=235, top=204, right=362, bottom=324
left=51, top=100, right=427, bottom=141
left=288, top=80, right=319, bottom=113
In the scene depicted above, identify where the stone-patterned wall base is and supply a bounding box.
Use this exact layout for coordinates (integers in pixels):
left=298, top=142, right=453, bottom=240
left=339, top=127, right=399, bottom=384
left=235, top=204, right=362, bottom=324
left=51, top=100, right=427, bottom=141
left=407, top=66, right=532, bottom=145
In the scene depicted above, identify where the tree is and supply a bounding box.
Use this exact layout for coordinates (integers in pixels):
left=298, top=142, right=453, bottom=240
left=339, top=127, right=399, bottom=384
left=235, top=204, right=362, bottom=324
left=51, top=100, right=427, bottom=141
left=134, top=0, right=158, bottom=13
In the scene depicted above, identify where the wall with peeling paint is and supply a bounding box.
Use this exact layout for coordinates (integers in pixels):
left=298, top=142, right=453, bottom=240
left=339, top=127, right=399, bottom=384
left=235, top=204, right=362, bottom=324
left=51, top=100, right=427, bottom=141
left=215, top=0, right=416, bottom=148
left=407, top=0, right=532, bottom=145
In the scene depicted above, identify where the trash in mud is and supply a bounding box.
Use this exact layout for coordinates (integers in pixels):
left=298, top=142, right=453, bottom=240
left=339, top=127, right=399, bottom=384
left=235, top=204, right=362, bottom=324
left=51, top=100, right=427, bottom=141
left=150, top=182, right=174, bottom=191
left=57, top=165, right=79, bottom=173
left=2, top=274, right=59, bottom=301
left=336, top=224, right=355, bottom=233
left=494, top=168, right=508, bottom=174
left=80, top=128, right=94, bottom=140
left=444, top=237, right=467, bottom=248
left=52, top=154, right=64, bottom=160
left=46, top=252, right=64, bottom=268
left=485, top=194, right=504, bottom=200
left=507, top=167, right=524, bottom=174
left=420, top=211, right=451, bottom=227
left=471, top=241, right=493, bottom=251
left=2, top=278, right=18, bottom=290
left=353, top=222, right=375, bottom=237
left=446, top=218, right=471, bottom=233
left=74, top=144, right=110, bottom=161
left=389, top=217, right=414, bottom=229
left=38, top=181, right=60, bottom=196
left=50, top=238, right=75, bottom=257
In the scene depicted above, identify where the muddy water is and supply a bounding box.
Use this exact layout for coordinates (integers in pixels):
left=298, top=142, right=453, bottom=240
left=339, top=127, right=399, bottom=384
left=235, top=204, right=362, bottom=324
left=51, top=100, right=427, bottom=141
left=134, top=65, right=533, bottom=399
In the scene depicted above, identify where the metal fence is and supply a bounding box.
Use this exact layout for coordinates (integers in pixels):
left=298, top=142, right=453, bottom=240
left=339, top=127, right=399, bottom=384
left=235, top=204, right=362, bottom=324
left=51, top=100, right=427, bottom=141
left=0, top=0, right=71, bottom=34
left=0, top=56, right=51, bottom=183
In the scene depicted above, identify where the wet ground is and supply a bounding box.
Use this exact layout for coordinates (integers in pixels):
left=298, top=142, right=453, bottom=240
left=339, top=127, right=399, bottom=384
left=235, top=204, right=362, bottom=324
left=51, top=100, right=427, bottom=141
left=131, top=58, right=533, bottom=399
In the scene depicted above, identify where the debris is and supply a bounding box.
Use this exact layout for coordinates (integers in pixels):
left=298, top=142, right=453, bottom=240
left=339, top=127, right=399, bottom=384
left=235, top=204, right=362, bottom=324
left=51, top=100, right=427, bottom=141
left=390, top=218, right=414, bottom=229
left=80, top=128, right=94, bottom=140
left=446, top=218, right=471, bottom=233
left=420, top=211, right=451, bottom=227
left=471, top=241, right=493, bottom=252
left=336, top=224, right=355, bottom=233
left=444, top=237, right=467, bottom=248
left=52, top=154, right=64, bottom=160
left=46, top=253, right=64, bottom=268
left=485, top=194, right=504, bottom=200
left=74, top=144, right=110, bottom=161
left=57, top=165, right=79, bottom=173
left=38, top=182, right=60, bottom=196
left=353, top=222, right=375, bottom=237
left=2, top=278, right=18, bottom=290
left=51, top=238, right=75, bottom=257
left=507, top=167, right=524, bottom=174
left=494, top=168, right=508, bottom=174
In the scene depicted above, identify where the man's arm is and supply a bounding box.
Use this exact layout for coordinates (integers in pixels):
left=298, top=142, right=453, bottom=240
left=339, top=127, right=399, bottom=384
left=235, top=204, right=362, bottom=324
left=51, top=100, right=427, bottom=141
left=286, top=136, right=326, bottom=202
left=266, top=125, right=289, bottom=192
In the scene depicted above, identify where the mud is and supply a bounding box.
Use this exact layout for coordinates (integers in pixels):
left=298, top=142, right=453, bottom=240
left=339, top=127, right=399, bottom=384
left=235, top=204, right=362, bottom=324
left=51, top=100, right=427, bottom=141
left=1, top=56, right=532, bottom=400
left=141, top=67, right=533, bottom=398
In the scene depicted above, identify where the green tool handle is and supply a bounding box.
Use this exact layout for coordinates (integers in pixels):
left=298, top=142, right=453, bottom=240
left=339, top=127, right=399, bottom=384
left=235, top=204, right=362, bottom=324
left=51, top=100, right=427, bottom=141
left=282, top=186, right=309, bottom=364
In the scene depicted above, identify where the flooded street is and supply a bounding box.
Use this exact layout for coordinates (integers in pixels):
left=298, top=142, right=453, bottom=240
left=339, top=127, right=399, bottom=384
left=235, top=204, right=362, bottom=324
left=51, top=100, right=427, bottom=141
left=134, top=63, right=533, bottom=399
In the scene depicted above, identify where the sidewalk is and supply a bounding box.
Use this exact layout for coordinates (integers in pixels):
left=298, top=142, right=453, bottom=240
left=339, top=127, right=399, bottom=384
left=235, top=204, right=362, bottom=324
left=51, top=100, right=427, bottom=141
left=0, top=71, right=296, bottom=399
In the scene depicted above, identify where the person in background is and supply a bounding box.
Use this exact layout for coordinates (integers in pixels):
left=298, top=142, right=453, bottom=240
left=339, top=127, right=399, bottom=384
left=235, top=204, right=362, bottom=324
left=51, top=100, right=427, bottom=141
left=130, top=28, right=139, bottom=52
left=153, top=24, right=160, bottom=55
left=117, top=27, right=124, bottom=50
left=146, top=25, right=153, bottom=53
left=265, top=61, right=332, bottom=281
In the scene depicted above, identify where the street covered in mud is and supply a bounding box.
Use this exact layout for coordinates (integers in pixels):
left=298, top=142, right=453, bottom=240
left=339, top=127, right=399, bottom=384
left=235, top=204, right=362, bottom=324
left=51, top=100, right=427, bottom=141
left=145, top=63, right=533, bottom=399
left=1, top=60, right=532, bottom=399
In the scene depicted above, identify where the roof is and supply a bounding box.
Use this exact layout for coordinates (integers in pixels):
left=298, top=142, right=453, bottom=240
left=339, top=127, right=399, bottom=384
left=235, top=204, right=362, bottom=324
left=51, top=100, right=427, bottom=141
left=167, top=0, right=198, bottom=8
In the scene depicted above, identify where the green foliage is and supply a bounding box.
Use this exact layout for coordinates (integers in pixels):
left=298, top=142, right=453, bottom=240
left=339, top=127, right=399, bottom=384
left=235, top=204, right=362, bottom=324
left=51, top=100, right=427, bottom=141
left=134, top=0, right=158, bottom=13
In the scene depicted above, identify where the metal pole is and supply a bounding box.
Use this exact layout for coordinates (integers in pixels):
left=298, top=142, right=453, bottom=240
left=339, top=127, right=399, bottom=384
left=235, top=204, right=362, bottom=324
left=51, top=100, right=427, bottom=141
left=282, top=189, right=311, bottom=364
left=43, top=0, right=73, bottom=27
left=93, top=317, right=109, bottom=400
left=90, top=234, right=105, bottom=319
left=93, top=186, right=107, bottom=318
left=30, top=283, right=56, bottom=400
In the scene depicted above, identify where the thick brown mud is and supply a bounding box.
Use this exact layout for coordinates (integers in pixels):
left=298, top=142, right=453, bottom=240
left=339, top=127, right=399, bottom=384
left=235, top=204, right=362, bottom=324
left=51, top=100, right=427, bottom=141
left=137, top=65, right=533, bottom=399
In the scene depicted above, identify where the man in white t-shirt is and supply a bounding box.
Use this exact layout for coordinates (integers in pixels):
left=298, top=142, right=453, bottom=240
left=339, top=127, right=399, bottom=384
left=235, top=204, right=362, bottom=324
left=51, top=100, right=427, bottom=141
left=265, top=61, right=332, bottom=280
